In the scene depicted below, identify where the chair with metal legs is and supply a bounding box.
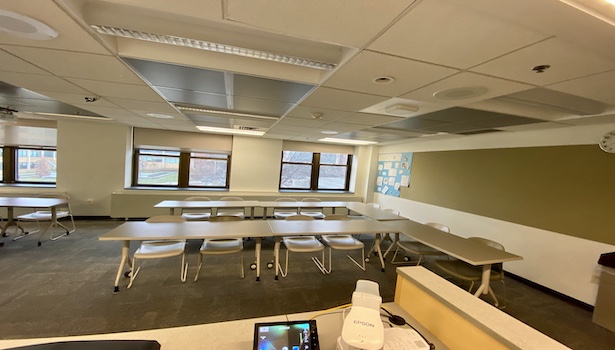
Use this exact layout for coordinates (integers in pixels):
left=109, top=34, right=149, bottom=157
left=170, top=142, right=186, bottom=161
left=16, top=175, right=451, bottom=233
left=272, top=198, right=299, bottom=219
left=435, top=237, right=507, bottom=308
left=277, top=215, right=327, bottom=277
left=194, top=215, right=244, bottom=281
left=127, top=215, right=188, bottom=289
left=180, top=196, right=212, bottom=221
left=299, top=198, right=326, bottom=219
left=16, top=193, right=76, bottom=241
left=217, top=196, right=246, bottom=219
left=321, top=214, right=365, bottom=272
left=390, top=222, right=449, bottom=265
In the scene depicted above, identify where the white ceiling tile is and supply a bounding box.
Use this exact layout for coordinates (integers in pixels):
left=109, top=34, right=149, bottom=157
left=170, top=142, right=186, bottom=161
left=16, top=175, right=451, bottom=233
left=300, top=87, right=387, bottom=112
left=0, top=1, right=111, bottom=55
left=496, top=122, right=571, bottom=132
left=336, top=112, right=405, bottom=126
left=547, top=71, right=615, bottom=104
left=369, top=0, right=549, bottom=69
left=106, top=97, right=177, bottom=113
left=319, top=122, right=369, bottom=133
left=4, top=46, right=144, bottom=84
left=65, top=78, right=166, bottom=102
left=400, top=72, right=533, bottom=105
left=0, top=72, right=90, bottom=95
left=556, top=114, right=615, bottom=126
left=471, top=38, right=615, bottom=85
left=275, top=117, right=329, bottom=128
left=225, top=0, right=413, bottom=47
left=37, top=92, right=118, bottom=108
left=74, top=106, right=141, bottom=119
left=286, top=106, right=352, bottom=121
left=87, top=0, right=223, bottom=22
left=323, top=51, right=459, bottom=97
left=0, top=49, right=49, bottom=75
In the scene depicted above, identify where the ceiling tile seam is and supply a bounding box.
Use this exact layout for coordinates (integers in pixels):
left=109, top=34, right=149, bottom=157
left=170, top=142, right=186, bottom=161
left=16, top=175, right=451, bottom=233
left=543, top=67, right=615, bottom=87
left=464, top=35, right=556, bottom=71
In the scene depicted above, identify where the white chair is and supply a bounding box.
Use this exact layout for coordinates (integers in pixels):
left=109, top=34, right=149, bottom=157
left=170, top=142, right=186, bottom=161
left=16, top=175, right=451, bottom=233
left=435, top=237, right=507, bottom=308
left=180, top=196, right=212, bottom=221
left=299, top=198, right=326, bottom=219
left=16, top=193, right=76, bottom=242
left=272, top=198, right=299, bottom=219
left=321, top=215, right=365, bottom=272
left=277, top=215, right=327, bottom=277
left=390, top=222, right=449, bottom=265
left=367, top=202, right=380, bottom=209
left=217, top=196, right=245, bottom=219
left=194, top=215, right=244, bottom=281
left=127, top=215, right=188, bottom=289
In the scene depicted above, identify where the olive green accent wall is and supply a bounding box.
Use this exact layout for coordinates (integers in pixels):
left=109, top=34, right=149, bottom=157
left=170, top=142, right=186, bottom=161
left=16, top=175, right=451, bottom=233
left=400, top=145, right=615, bottom=245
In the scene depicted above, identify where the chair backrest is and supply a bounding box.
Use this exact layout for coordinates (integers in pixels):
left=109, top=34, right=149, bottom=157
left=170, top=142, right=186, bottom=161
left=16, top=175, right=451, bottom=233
left=146, top=215, right=187, bottom=223
left=367, top=202, right=380, bottom=209
left=425, top=222, right=451, bottom=233
left=301, top=198, right=321, bottom=202
left=285, top=215, right=316, bottom=221
left=209, top=215, right=243, bottom=222
left=185, top=196, right=211, bottom=201
left=383, top=208, right=400, bottom=216
left=276, top=198, right=298, bottom=202
left=324, top=214, right=351, bottom=220
left=468, top=237, right=505, bottom=274
left=220, top=196, right=243, bottom=201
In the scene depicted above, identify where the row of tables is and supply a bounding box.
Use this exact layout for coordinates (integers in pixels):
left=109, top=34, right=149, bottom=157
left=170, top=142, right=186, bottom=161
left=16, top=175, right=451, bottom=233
left=101, top=200, right=523, bottom=296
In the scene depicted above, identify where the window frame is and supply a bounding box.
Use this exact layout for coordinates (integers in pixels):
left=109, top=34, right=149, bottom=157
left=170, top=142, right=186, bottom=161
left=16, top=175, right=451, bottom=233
left=279, top=151, right=352, bottom=191
left=1, top=146, right=58, bottom=185
left=132, top=148, right=231, bottom=189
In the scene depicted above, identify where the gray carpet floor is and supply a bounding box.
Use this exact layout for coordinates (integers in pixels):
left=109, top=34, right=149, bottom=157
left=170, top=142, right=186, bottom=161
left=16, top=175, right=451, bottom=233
left=0, top=220, right=614, bottom=350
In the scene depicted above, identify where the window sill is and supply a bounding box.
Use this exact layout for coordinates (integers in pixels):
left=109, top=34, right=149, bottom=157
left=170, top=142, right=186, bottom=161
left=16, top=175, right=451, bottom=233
left=278, top=189, right=354, bottom=194
left=126, top=186, right=229, bottom=192
left=0, top=183, right=56, bottom=188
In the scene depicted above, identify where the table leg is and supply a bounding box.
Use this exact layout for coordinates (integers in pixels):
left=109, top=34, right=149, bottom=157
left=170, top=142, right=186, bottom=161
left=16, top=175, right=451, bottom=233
left=36, top=208, right=58, bottom=246
left=169, top=208, right=175, bottom=215
left=255, top=237, right=261, bottom=282
left=274, top=236, right=281, bottom=280
left=374, top=234, right=386, bottom=272
left=382, top=233, right=399, bottom=260
left=250, top=207, right=255, bottom=220
left=474, top=264, right=492, bottom=297
left=1, top=207, right=26, bottom=240
left=113, top=241, right=132, bottom=293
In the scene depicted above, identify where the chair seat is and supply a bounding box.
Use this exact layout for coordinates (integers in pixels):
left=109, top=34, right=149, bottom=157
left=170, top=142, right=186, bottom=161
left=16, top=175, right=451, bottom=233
left=299, top=211, right=326, bottom=219
left=397, top=241, right=446, bottom=255
left=134, top=240, right=186, bottom=259
left=283, top=236, right=324, bottom=252
left=216, top=212, right=245, bottom=219
left=18, top=211, right=70, bottom=220
left=273, top=211, right=298, bottom=219
left=435, top=260, right=501, bottom=281
left=200, top=239, right=243, bottom=254
left=181, top=212, right=212, bottom=220
left=322, top=235, right=364, bottom=250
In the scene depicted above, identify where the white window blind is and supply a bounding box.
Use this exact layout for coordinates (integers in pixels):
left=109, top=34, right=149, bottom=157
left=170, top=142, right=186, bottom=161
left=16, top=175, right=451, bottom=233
left=133, top=128, right=233, bottom=153
left=0, top=123, right=57, bottom=147
left=282, top=140, right=354, bottom=154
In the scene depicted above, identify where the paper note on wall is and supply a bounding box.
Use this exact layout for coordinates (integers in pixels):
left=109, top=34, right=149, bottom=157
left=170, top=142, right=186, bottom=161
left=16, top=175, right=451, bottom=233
left=389, top=168, right=397, bottom=177
left=401, top=175, right=410, bottom=187
left=376, top=177, right=383, bottom=186
left=394, top=182, right=401, bottom=190
left=378, top=165, right=383, bottom=171
left=384, top=162, right=392, bottom=170
left=381, top=186, right=389, bottom=194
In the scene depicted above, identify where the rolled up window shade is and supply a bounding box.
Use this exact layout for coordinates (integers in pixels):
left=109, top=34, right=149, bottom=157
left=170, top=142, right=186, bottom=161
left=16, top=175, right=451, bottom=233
left=0, top=124, right=57, bottom=147
left=283, top=140, right=354, bottom=154
left=134, top=128, right=232, bottom=153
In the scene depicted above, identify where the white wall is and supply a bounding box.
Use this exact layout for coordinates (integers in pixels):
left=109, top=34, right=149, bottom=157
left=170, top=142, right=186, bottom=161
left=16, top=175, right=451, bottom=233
left=229, top=136, right=283, bottom=192
left=374, top=122, right=615, bottom=305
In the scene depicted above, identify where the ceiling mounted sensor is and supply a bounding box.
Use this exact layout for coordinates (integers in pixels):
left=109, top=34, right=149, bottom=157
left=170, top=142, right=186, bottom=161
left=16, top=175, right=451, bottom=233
left=385, top=104, right=419, bottom=116
left=90, top=25, right=336, bottom=71
left=372, top=76, right=395, bottom=84
left=0, top=9, right=58, bottom=40
left=433, top=86, right=489, bottom=100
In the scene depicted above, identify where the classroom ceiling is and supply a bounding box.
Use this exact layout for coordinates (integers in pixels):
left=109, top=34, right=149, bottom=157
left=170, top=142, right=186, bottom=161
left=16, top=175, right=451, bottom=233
left=2, top=0, right=615, bottom=145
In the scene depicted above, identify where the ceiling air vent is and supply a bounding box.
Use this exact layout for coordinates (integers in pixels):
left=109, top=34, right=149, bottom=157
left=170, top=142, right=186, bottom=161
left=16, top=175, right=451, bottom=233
left=237, top=126, right=261, bottom=131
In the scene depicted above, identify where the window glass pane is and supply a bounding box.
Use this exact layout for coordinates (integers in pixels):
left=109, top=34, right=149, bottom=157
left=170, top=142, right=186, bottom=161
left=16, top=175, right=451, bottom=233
left=189, top=158, right=227, bottom=187
left=282, top=151, right=312, bottom=163
left=280, top=163, right=312, bottom=189
left=137, top=154, right=179, bottom=185
left=318, top=165, right=347, bottom=190
left=320, top=153, right=348, bottom=165
left=16, top=149, right=57, bottom=183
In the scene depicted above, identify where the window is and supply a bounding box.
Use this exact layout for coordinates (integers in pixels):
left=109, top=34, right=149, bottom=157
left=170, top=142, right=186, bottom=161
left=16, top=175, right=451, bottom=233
left=1, top=146, right=57, bottom=184
left=280, top=151, right=351, bottom=191
left=133, top=149, right=230, bottom=188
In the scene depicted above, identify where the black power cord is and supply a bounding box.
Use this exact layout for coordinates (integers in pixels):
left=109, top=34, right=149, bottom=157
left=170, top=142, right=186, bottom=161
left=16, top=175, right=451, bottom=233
left=380, top=307, right=436, bottom=350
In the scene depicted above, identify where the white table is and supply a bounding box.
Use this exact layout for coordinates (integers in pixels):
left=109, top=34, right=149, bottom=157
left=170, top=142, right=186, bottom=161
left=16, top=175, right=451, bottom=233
left=0, top=197, right=69, bottom=246
left=99, top=219, right=400, bottom=292
left=385, top=220, right=522, bottom=300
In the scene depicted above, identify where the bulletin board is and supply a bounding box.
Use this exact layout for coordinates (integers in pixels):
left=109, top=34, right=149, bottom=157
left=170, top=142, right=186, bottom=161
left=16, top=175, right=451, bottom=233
left=375, top=152, right=413, bottom=197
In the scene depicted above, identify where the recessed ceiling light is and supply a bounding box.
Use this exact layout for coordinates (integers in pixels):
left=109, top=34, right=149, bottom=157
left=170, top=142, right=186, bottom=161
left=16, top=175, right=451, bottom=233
left=0, top=10, right=58, bottom=40
left=372, top=76, right=395, bottom=84
left=320, top=130, right=339, bottom=135
left=146, top=113, right=174, bottom=119
left=433, top=86, right=489, bottom=100
left=319, top=137, right=377, bottom=145
left=197, top=126, right=264, bottom=136
left=311, top=112, right=324, bottom=120
left=385, top=104, right=419, bottom=115
left=176, top=106, right=279, bottom=120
